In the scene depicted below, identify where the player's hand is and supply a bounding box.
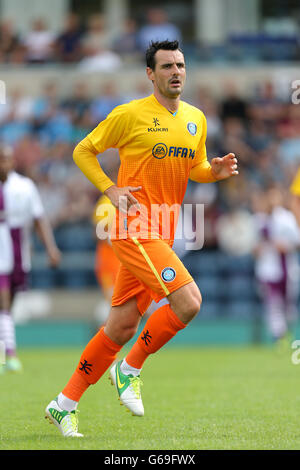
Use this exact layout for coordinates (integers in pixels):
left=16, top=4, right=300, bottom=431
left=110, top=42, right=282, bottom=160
left=104, top=185, right=142, bottom=213
left=47, top=246, right=61, bottom=268
left=211, top=153, right=238, bottom=180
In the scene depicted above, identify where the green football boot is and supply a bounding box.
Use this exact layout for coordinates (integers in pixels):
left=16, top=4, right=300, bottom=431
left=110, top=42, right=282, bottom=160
left=109, top=360, right=144, bottom=416
left=45, top=397, right=83, bottom=437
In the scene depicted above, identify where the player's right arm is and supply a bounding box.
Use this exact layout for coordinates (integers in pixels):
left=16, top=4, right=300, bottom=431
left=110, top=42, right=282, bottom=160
left=73, top=104, right=141, bottom=212
left=73, top=137, right=115, bottom=193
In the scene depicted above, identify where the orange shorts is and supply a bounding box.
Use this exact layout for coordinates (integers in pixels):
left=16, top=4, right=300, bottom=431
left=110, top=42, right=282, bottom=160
left=111, top=238, right=193, bottom=315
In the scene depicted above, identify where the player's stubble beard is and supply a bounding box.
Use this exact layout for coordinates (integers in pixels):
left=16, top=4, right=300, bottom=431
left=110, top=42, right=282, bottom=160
left=156, top=78, right=185, bottom=101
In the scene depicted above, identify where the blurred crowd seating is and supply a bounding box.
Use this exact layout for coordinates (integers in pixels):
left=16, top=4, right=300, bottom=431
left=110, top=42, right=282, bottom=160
left=0, top=9, right=182, bottom=67
left=0, top=9, right=300, bottom=67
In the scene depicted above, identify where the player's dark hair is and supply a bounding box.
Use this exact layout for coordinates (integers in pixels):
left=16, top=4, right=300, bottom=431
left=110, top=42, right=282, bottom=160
left=146, top=40, right=183, bottom=70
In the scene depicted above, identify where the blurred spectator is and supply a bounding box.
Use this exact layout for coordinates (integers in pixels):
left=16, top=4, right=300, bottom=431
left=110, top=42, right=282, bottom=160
left=30, top=82, right=72, bottom=144
left=248, top=144, right=282, bottom=188
left=78, top=46, right=122, bottom=73
left=81, top=14, right=112, bottom=54
left=249, top=81, right=286, bottom=125
left=60, top=173, right=96, bottom=225
left=216, top=207, right=258, bottom=256
left=40, top=141, right=73, bottom=185
left=38, top=167, right=95, bottom=228
left=277, top=103, right=300, bottom=168
left=247, top=118, right=273, bottom=152
left=0, top=87, right=34, bottom=125
left=220, top=117, right=255, bottom=171
left=112, top=18, right=141, bottom=61
left=220, top=81, right=248, bottom=122
left=123, top=80, right=152, bottom=102
left=188, top=180, right=220, bottom=249
left=194, top=86, right=222, bottom=141
left=37, top=169, right=69, bottom=228
left=0, top=19, right=23, bottom=63
left=71, top=109, right=94, bottom=143
left=55, top=13, right=84, bottom=63
left=60, top=81, right=91, bottom=124
left=23, top=18, right=55, bottom=64
left=31, top=82, right=60, bottom=137
left=0, top=87, right=34, bottom=145
left=89, top=82, right=124, bottom=125
left=137, top=8, right=182, bottom=52
left=40, top=112, right=73, bottom=144
left=13, top=135, right=44, bottom=179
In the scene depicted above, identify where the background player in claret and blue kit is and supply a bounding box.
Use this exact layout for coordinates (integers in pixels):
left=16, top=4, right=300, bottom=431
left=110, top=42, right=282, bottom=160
left=252, top=186, right=300, bottom=344
left=0, top=145, right=61, bottom=373
left=45, top=40, right=238, bottom=437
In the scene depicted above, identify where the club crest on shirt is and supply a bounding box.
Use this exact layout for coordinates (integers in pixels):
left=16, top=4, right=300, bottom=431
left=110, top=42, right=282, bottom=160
left=187, top=122, right=197, bottom=136
left=161, top=267, right=176, bottom=282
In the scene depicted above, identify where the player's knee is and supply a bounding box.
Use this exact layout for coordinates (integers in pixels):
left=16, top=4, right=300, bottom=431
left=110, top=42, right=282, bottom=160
left=170, top=284, right=202, bottom=323
left=110, top=323, right=138, bottom=346
left=181, top=291, right=202, bottom=323
left=122, top=324, right=139, bottom=344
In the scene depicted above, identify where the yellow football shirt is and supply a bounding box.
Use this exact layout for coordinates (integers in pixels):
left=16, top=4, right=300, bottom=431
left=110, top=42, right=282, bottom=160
left=87, top=94, right=212, bottom=241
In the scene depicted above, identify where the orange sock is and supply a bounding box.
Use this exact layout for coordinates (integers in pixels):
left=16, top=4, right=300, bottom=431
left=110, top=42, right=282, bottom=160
left=125, top=304, right=186, bottom=370
left=62, top=326, right=122, bottom=402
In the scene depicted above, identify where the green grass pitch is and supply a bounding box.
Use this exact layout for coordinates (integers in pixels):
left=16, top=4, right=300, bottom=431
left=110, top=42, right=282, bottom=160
left=0, top=344, right=299, bottom=450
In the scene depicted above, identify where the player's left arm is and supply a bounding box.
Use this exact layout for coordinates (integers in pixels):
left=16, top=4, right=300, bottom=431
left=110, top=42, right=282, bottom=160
left=210, top=153, right=239, bottom=180
left=189, top=112, right=238, bottom=183
left=190, top=155, right=238, bottom=183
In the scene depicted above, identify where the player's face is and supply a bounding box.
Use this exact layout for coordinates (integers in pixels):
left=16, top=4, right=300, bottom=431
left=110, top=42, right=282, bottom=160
left=147, top=49, right=186, bottom=99
left=0, top=151, right=13, bottom=181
